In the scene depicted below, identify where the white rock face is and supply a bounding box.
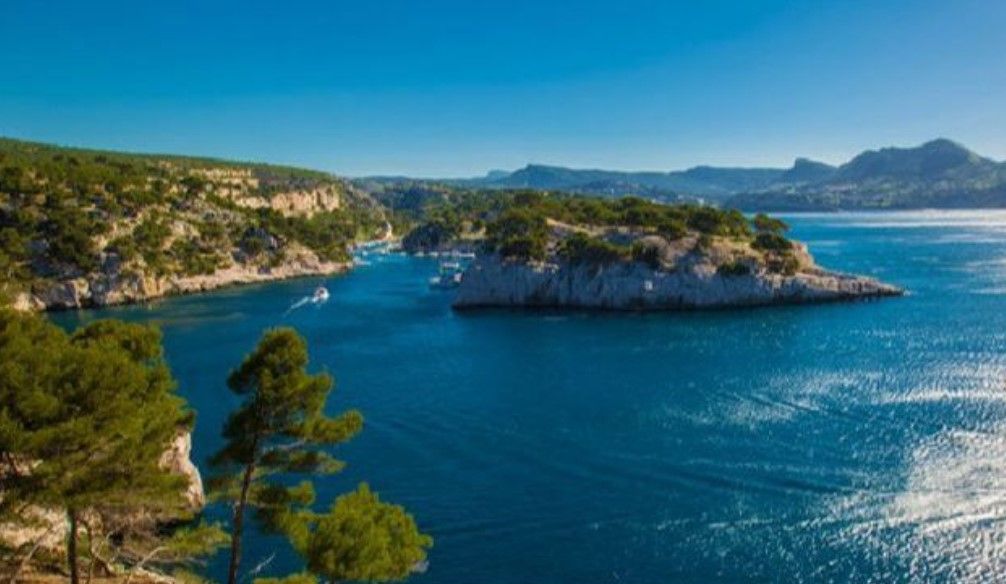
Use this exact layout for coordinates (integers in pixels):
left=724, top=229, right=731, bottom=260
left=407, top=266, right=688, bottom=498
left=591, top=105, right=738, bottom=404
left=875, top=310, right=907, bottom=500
left=453, top=254, right=902, bottom=310
left=21, top=248, right=348, bottom=311
left=229, top=187, right=342, bottom=217
left=159, top=431, right=205, bottom=511
left=0, top=431, right=205, bottom=556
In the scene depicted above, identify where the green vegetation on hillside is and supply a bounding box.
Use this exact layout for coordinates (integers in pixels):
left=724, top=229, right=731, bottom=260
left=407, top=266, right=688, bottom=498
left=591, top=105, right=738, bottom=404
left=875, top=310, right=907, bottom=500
left=0, top=138, right=385, bottom=299
left=395, top=188, right=804, bottom=274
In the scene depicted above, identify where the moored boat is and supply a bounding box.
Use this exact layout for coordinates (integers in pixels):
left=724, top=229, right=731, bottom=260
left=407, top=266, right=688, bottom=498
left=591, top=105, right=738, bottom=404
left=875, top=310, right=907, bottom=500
left=429, top=261, right=464, bottom=289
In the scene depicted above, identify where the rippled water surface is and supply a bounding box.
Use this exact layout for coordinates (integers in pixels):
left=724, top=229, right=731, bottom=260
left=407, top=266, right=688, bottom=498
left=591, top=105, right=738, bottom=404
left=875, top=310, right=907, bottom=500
left=53, top=211, right=1006, bottom=583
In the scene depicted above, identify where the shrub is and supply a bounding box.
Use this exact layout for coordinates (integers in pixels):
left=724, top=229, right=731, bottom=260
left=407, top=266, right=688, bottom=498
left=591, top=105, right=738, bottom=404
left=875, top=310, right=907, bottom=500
left=631, top=241, right=663, bottom=269
left=717, top=260, right=751, bottom=276
left=752, top=213, right=789, bottom=234
left=239, top=232, right=267, bottom=258
left=485, top=208, right=548, bottom=261
left=498, top=236, right=545, bottom=262
left=170, top=238, right=223, bottom=276
left=766, top=252, right=800, bottom=275
left=558, top=232, right=628, bottom=265
left=752, top=232, right=792, bottom=252
left=656, top=219, right=687, bottom=241
left=686, top=207, right=751, bottom=238
left=402, top=218, right=460, bottom=253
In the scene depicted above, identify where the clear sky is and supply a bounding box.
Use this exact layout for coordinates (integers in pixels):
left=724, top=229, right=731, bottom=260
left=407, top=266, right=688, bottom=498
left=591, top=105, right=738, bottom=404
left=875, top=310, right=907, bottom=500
left=1, top=0, right=1004, bottom=177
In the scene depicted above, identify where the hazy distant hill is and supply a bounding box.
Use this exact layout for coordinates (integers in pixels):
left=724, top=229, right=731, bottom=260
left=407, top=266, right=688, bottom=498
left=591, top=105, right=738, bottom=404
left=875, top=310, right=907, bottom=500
left=358, top=163, right=794, bottom=203
left=835, top=138, right=992, bottom=181
left=729, top=139, right=1006, bottom=211
left=355, top=138, right=1006, bottom=211
left=459, top=163, right=787, bottom=202
left=777, top=158, right=837, bottom=184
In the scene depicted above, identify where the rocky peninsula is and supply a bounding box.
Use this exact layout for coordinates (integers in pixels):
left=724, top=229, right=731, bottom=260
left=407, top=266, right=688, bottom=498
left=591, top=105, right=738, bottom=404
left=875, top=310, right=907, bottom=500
left=397, top=192, right=902, bottom=311
left=453, top=237, right=901, bottom=310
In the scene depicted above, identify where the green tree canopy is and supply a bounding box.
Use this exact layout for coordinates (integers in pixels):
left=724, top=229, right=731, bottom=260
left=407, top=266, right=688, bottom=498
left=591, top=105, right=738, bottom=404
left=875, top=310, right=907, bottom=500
left=0, top=311, right=215, bottom=583
left=256, top=484, right=432, bottom=584
left=301, top=484, right=432, bottom=583
left=752, top=212, right=789, bottom=235
left=210, top=327, right=363, bottom=584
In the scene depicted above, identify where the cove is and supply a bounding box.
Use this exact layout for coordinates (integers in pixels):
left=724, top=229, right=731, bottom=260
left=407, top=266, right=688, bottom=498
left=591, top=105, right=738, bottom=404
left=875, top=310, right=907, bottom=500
left=51, top=211, right=1006, bottom=583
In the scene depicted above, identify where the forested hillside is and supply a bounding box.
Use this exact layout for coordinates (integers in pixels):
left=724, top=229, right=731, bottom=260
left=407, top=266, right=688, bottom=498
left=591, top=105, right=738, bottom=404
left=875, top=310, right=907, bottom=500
left=0, top=138, right=386, bottom=308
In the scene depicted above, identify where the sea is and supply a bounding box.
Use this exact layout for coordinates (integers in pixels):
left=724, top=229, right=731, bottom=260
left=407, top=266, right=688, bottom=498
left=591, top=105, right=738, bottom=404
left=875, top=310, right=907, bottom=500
left=52, top=210, right=1006, bottom=583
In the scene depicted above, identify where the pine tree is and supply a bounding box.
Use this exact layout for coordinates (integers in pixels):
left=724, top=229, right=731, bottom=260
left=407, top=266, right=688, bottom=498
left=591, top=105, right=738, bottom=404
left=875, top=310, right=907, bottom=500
left=0, top=312, right=207, bottom=583
left=210, top=327, right=363, bottom=584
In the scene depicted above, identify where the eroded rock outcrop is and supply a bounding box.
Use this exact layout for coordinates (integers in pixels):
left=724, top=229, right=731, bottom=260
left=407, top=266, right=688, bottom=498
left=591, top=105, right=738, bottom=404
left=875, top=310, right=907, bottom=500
left=0, top=431, right=206, bottom=556
left=18, top=246, right=348, bottom=311
left=159, top=432, right=205, bottom=511
left=454, top=243, right=901, bottom=310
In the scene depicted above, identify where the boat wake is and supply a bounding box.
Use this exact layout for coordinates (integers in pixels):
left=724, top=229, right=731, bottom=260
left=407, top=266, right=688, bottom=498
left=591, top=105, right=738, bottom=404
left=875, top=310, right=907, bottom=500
left=284, top=286, right=330, bottom=315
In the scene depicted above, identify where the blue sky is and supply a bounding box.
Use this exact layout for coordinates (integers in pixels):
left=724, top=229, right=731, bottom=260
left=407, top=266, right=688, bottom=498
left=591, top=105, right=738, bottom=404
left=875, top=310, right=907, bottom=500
left=1, top=0, right=1004, bottom=176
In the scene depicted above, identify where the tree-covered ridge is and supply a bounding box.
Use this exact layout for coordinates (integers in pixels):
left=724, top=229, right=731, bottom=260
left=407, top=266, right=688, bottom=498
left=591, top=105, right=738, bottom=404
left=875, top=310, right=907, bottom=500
left=0, top=137, right=386, bottom=299
left=399, top=189, right=803, bottom=275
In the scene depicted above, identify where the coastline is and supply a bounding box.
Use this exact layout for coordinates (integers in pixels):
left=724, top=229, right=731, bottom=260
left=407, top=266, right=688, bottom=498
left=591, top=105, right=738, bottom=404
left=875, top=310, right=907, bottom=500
left=14, top=228, right=397, bottom=313
left=15, top=257, right=352, bottom=312
left=452, top=253, right=902, bottom=311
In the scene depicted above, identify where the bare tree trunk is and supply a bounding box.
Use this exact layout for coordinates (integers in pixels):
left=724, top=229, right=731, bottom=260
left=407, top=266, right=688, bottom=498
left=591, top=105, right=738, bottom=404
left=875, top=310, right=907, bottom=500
left=84, top=521, right=99, bottom=584
left=123, top=546, right=164, bottom=584
left=226, top=447, right=258, bottom=584
left=68, top=510, right=80, bottom=584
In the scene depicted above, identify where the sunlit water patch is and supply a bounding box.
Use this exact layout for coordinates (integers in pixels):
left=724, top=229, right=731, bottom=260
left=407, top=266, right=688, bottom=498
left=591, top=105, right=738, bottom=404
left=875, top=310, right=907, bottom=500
left=829, top=429, right=1006, bottom=583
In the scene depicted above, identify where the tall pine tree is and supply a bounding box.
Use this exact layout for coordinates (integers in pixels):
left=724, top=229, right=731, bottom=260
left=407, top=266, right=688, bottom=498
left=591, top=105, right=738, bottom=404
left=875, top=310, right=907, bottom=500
left=210, top=327, right=363, bottom=584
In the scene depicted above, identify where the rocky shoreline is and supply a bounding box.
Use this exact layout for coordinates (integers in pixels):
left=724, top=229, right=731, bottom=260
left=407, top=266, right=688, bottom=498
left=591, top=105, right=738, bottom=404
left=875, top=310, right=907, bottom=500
left=453, top=253, right=902, bottom=311
left=14, top=253, right=350, bottom=312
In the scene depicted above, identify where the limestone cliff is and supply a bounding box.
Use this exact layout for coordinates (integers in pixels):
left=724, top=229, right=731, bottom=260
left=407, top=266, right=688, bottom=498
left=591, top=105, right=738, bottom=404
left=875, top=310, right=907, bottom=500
left=454, top=239, right=901, bottom=310
left=0, top=137, right=387, bottom=312
left=0, top=431, right=205, bottom=557
left=18, top=244, right=349, bottom=311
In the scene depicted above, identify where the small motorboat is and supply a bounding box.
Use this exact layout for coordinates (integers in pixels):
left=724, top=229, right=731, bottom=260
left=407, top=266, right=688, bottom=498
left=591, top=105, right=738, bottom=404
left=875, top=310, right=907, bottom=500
left=429, top=261, right=464, bottom=289
left=312, top=286, right=330, bottom=302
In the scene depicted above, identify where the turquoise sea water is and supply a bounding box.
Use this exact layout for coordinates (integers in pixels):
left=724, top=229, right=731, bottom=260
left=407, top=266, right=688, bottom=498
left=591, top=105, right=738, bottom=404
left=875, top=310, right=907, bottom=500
left=52, top=211, right=1006, bottom=583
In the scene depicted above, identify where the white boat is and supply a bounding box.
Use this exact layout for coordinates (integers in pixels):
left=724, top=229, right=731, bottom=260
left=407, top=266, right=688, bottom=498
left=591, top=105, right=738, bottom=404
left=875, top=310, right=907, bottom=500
left=312, top=286, right=330, bottom=302
left=429, top=261, right=464, bottom=289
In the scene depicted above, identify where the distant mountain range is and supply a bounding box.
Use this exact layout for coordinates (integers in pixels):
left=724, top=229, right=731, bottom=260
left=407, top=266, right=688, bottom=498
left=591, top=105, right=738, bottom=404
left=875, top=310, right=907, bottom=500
left=360, top=139, right=1006, bottom=211
left=458, top=163, right=789, bottom=201
left=728, top=139, right=1006, bottom=211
